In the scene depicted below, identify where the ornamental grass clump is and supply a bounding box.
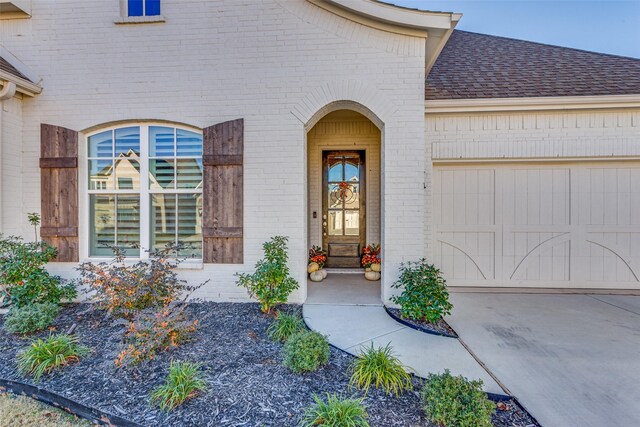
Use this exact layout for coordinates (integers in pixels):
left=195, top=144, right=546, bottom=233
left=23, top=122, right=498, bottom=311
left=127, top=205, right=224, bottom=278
left=17, top=334, right=89, bottom=381
left=390, top=259, right=452, bottom=323
left=267, top=310, right=306, bottom=343
left=3, top=302, right=60, bottom=335
left=300, top=394, right=370, bottom=427
left=348, top=344, right=412, bottom=396
left=236, top=236, right=299, bottom=314
left=283, top=330, right=330, bottom=373
left=421, top=370, right=495, bottom=427
left=150, top=361, right=207, bottom=412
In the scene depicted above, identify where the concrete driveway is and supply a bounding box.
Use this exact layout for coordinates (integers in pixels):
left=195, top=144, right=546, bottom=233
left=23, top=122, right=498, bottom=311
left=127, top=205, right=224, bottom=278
left=447, top=293, right=640, bottom=427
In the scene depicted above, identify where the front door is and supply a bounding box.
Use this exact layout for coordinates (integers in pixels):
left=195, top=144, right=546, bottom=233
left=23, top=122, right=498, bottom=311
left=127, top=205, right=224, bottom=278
left=322, top=151, right=365, bottom=268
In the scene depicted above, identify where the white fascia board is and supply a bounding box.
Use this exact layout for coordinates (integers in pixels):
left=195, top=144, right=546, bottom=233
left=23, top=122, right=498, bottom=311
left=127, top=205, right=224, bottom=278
left=0, top=0, right=31, bottom=19
left=0, top=70, right=42, bottom=96
left=425, top=95, right=640, bottom=113
left=320, top=0, right=457, bottom=31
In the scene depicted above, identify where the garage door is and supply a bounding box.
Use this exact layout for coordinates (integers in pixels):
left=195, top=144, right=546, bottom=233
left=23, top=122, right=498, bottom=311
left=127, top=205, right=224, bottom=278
left=433, top=164, right=640, bottom=289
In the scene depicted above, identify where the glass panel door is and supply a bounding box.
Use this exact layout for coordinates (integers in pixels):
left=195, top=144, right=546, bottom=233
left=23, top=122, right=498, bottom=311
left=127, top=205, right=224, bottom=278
left=327, top=155, right=361, bottom=235
left=322, top=151, right=365, bottom=268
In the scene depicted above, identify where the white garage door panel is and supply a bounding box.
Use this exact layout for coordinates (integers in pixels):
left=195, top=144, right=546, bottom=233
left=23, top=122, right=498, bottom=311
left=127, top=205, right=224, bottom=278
left=434, top=164, right=640, bottom=288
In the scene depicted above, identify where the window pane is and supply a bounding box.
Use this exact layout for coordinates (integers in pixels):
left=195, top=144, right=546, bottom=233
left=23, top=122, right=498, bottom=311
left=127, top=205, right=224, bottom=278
left=151, top=194, right=176, bottom=251
left=115, top=126, right=140, bottom=157
left=89, top=159, right=113, bottom=190
left=176, top=159, right=203, bottom=189
left=114, top=159, right=140, bottom=190
left=128, top=0, right=143, bottom=16
left=90, top=195, right=115, bottom=256
left=345, top=161, right=359, bottom=181
left=345, top=210, right=359, bottom=236
left=328, top=184, right=344, bottom=209
left=328, top=161, right=343, bottom=182
left=150, top=159, right=175, bottom=189
left=176, top=129, right=202, bottom=157
left=116, top=196, right=140, bottom=256
left=88, top=130, right=112, bottom=158
left=328, top=210, right=343, bottom=236
left=177, top=194, right=202, bottom=257
left=145, top=0, right=161, bottom=16
left=150, top=126, right=174, bottom=157
left=344, top=184, right=359, bottom=209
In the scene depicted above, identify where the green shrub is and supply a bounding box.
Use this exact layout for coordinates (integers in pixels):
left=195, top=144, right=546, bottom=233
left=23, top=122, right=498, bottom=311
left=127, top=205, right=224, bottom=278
left=17, top=334, right=89, bottom=381
left=390, top=259, right=452, bottom=323
left=300, top=394, right=369, bottom=427
left=77, top=245, right=203, bottom=319
left=283, top=330, right=330, bottom=373
left=421, top=370, right=495, bottom=427
left=150, top=361, right=207, bottom=411
left=0, top=235, right=76, bottom=308
left=236, top=236, right=299, bottom=314
left=3, top=302, right=60, bottom=334
left=348, top=344, right=412, bottom=396
left=267, top=310, right=305, bottom=343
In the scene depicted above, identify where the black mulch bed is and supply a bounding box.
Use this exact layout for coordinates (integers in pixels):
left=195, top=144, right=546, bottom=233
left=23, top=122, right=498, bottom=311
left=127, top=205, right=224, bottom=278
left=386, top=307, right=458, bottom=338
left=0, top=303, right=539, bottom=427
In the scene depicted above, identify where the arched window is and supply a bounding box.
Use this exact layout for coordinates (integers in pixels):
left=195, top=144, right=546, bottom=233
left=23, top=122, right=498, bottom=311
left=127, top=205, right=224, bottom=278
left=87, top=124, right=203, bottom=258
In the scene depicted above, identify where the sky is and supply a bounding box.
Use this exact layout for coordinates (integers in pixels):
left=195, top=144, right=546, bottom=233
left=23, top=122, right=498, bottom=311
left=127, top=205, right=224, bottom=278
left=384, top=1, right=640, bottom=58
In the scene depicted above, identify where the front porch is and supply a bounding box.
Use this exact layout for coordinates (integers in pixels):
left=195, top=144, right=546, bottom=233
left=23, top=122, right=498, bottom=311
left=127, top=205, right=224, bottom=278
left=306, top=273, right=381, bottom=305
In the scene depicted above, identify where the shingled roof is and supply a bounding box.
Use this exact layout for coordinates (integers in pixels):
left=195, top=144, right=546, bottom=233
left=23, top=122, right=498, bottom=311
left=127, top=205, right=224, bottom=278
left=426, top=30, right=640, bottom=100
left=0, top=55, right=30, bottom=82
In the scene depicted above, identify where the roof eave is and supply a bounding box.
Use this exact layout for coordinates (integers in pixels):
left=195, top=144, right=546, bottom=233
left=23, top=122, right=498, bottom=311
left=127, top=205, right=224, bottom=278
left=0, top=70, right=41, bottom=97
left=425, top=94, right=640, bottom=113
left=321, top=0, right=459, bottom=31
left=312, top=1, right=461, bottom=74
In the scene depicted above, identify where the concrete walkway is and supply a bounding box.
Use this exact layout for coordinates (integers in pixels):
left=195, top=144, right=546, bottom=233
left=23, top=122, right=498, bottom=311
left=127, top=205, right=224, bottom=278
left=307, top=273, right=381, bottom=306
left=448, top=293, right=640, bottom=427
left=303, top=302, right=504, bottom=395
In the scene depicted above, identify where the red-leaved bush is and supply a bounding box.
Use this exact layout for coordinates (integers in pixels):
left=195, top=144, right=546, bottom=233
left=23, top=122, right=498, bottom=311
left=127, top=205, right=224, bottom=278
left=78, top=244, right=207, bottom=367
left=115, top=303, right=199, bottom=367
left=77, top=245, right=199, bottom=319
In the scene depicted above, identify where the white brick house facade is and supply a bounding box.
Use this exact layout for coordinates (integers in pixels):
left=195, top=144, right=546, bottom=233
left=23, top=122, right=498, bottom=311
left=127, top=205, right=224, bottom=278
left=1, top=0, right=639, bottom=302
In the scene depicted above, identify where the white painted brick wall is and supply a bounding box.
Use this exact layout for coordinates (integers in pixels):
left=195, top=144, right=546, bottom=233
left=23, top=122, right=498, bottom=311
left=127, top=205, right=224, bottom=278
left=427, top=110, right=640, bottom=160
left=0, top=0, right=427, bottom=303
left=0, top=96, right=24, bottom=236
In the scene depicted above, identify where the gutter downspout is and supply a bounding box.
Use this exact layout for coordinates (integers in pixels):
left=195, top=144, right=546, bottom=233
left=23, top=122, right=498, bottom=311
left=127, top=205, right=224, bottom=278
left=0, top=81, right=17, bottom=100
left=0, top=80, right=16, bottom=232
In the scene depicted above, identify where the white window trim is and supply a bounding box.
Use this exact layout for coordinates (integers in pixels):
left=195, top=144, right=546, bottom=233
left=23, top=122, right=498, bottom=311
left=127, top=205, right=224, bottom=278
left=115, top=0, right=165, bottom=24
left=81, top=122, right=203, bottom=264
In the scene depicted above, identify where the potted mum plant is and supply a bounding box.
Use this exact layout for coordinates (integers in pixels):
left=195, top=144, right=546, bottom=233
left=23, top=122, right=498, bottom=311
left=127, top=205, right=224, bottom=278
left=308, top=246, right=327, bottom=282
left=361, top=244, right=381, bottom=281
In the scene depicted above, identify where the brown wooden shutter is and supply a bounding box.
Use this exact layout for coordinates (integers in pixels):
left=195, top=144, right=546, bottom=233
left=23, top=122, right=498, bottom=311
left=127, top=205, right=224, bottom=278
left=202, top=119, right=244, bottom=263
left=39, top=124, right=79, bottom=262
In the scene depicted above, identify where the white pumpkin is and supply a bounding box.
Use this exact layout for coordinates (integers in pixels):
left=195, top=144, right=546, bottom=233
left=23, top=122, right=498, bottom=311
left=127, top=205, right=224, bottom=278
left=307, top=262, right=319, bottom=273
left=319, top=269, right=328, bottom=279
left=364, top=271, right=381, bottom=281
left=370, top=263, right=381, bottom=272
left=309, top=270, right=324, bottom=282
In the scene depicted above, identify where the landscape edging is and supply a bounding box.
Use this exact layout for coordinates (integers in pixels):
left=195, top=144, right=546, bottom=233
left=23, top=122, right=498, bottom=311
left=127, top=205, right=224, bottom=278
left=0, top=377, right=143, bottom=427
left=383, top=305, right=458, bottom=338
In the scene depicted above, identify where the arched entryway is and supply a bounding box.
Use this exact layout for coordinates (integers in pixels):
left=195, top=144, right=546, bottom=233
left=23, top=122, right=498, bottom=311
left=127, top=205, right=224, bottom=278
left=306, top=108, right=382, bottom=304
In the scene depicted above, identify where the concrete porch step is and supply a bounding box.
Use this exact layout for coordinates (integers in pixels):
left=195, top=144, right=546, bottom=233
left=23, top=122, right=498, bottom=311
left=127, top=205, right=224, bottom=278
left=324, top=268, right=364, bottom=274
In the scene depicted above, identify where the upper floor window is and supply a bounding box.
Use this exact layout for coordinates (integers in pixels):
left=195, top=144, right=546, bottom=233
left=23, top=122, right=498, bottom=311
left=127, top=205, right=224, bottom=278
left=127, top=0, right=160, bottom=17
left=87, top=124, right=203, bottom=258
